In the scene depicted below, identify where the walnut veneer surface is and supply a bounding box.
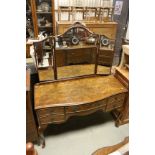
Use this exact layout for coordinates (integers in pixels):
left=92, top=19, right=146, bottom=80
left=35, top=75, right=127, bottom=109
left=34, top=75, right=128, bottom=147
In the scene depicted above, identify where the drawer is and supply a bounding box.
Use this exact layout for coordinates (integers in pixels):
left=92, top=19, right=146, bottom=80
left=106, top=100, right=124, bottom=111
left=37, top=107, right=65, bottom=116
left=108, top=93, right=125, bottom=104
left=106, top=93, right=126, bottom=111
left=39, top=114, right=65, bottom=124
left=65, top=100, right=107, bottom=113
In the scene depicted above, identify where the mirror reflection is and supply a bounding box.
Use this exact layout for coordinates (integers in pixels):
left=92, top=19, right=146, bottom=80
left=54, top=22, right=98, bottom=79
left=34, top=22, right=114, bottom=82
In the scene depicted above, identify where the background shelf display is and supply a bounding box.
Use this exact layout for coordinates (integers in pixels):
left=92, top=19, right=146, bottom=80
left=26, top=0, right=34, bottom=39
left=26, top=0, right=55, bottom=38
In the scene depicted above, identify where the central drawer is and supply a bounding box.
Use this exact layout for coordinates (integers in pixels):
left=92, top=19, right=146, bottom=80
left=65, top=99, right=107, bottom=114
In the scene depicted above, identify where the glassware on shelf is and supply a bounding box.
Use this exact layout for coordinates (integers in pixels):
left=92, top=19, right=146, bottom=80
left=40, top=2, right=50, bottom=12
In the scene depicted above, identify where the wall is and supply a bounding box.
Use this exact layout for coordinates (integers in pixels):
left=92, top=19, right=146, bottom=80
left=55, top=0, right=114, bottom=21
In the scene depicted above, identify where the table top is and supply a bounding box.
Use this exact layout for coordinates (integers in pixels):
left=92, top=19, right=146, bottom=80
left=35, top=75, right=127, bottom=109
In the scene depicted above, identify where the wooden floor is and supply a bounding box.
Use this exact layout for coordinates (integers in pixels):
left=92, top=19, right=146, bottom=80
left=38, top=64, right=111, bottom=81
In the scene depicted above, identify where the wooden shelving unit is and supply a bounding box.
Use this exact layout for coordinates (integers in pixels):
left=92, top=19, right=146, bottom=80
left=27, top=0, right=55, bottom=38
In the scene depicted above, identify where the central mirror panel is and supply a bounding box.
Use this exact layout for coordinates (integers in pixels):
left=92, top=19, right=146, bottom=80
left=54, top=22, right=99, bottom=80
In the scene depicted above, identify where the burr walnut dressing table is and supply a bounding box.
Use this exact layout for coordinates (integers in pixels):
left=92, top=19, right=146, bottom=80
left=33, top=22, right=128, bottom=147
left=35, top=75, right=127, bottom=147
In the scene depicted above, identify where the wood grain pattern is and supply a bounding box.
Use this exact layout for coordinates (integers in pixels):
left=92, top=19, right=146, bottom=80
left=34, top=75, right=128, bottom=147
left=35, top=75, right=127, bottom=109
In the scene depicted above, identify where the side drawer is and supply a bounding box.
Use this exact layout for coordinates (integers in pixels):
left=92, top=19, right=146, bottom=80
left=39, top=114, right=65, bottom=125
left=37, top=107, right=65, bottom=116
left=65, top=99, right=107, bottom=114
left=106, top=93, right=126, bottom=111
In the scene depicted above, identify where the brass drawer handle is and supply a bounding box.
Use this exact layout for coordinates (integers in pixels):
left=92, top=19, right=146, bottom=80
left=72, top=106, right=79, bottom=112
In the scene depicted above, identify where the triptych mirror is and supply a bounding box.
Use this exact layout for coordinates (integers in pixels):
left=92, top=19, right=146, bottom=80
left=33, top=22, right=115, bottom=82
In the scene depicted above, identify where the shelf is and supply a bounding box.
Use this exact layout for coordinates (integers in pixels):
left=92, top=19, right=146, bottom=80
left=39, top=26, right=53, bottom=28
left=27, top=0, right=55, bottom=38
left=36, top=11, right=52, bottom=14
left=43, top=47, right=52, bottom=50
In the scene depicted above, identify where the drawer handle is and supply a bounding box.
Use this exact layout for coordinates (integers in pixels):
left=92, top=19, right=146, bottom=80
left=72, top=106, right=79, bottom=112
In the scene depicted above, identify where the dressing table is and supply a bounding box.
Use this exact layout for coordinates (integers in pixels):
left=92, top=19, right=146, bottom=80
left=33, top=22, right=128, bottom=148
left=35, top=75, right=127, bottom=148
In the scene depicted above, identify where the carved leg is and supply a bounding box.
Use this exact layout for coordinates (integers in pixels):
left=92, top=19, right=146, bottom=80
left=115, top=119, right=121, bottom=127
left=115, top=111, right=124, bottom=127
left=38, top=126, right=45, bottom=148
